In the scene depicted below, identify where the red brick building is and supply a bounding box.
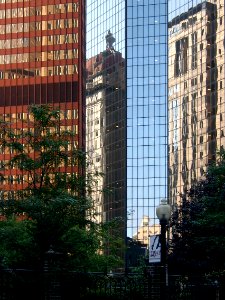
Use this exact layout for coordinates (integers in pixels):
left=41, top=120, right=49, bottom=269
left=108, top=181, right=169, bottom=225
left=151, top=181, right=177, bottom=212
left=0, top=0, right=85, bottom=196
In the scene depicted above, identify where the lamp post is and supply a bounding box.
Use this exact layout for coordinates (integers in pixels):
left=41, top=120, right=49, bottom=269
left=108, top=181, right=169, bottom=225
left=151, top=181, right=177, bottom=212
left=156, top=198, right=171, bottom=299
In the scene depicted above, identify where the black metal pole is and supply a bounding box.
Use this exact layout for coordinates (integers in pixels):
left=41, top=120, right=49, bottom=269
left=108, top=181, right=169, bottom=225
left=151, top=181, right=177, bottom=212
left=160, top=219, right=167, bottom=266
left=160, top=219, right=167, bottom=300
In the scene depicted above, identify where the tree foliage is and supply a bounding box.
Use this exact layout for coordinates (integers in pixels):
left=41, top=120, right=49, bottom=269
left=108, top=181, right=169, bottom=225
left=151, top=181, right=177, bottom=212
left=168, top=150, right=225, bottom=276
left=0, top=104, right=123, bottom=271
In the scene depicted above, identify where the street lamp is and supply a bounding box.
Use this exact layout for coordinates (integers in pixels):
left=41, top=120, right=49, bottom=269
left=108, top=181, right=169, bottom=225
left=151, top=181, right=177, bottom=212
left=156, top=198, right=171, bottom=299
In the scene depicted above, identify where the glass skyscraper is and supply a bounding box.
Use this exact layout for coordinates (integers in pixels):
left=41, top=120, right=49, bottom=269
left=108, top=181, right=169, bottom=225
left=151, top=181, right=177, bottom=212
left=86, top=0, right=168, bottom=262
left=87, top=0, right=225, bottom=266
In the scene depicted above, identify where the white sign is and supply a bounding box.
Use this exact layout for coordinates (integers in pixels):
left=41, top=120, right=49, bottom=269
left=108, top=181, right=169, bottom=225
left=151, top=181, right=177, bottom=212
left=149, top=234, right=161, bottom=263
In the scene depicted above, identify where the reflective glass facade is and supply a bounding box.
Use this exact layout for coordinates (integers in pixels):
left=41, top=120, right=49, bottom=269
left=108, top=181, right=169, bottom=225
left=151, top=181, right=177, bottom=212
left=87, top=0, right=225, bottom=265
left=168, top=0, right=225, bottom=206
left=126, top=0, right=168, bottom=244
left=86, top=1, right=127, bottom=256
left=86, top=0, right=168, bottom=260
left=0, top=1, right=85, bottom=195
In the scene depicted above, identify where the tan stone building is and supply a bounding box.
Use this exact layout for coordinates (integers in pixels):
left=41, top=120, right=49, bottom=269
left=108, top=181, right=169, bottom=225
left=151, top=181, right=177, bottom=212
left=133, top=216, right=160, bottom=246
left=86, top=33, right=126, bottom=225
left=168, top=1, right=225, bottom=206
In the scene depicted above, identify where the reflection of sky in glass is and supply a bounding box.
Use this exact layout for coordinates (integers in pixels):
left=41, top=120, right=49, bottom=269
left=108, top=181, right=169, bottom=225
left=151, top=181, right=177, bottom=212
left=169, top=0, right=203, bottom=20
left=86, top=0, right=125, bottom=58
left=126, top=0, right=168, bottom=238
left=87, top=0, right=168, bottom=241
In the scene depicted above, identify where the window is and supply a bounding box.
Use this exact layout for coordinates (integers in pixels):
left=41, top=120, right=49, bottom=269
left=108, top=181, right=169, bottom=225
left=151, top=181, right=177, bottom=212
left=35, top=8, right=41, bottom=16
left=64, top=65, right=68, bottom=75
left=8, top=175, right=13, bottom=184
left=55, top=4, right=60, bottom=13
left=191, top=77, right=197, bottom=86
left=17, top=175, right=23, bottom=184
left=0, top=161, right=4, bottom=169
left=73, top=64, right=78, bottom=74
left=192, top=32, right=197, bottom=69
left=55, top=35, right=60, bottom=44
left=17, top=113, right=23, bottom=119
left=47, top=23, right=52, bottom=30
left=64, top=34, right=69, bottom=43
left=54, top=50, right=60, bottom=59
left=64, top=19, right=69, bottom=28
left=72, top=109, right=78, bottom=119
left=64, top=3, right=68, bottom=12
left=36, top=22, right=41, bottom=30
left=55, top=66, right=62, bottom=75
left=56, top=20, right=60, bottom=29
left=200, top=167, right=204, bottom=176
left=73, top=33, right=78, bottom=43
left=72, top=19, right=78, bottom=28
left=174, top=38, right=188, bottom=76
left=35, top=69, right=40, bottom=76
left=64, top=110, right=68, bottom=119
left=73, top=3, right=79, bottom=12
left=72, top=49, right=78, bottom=58
left=64, top=50, right=68, bottom=59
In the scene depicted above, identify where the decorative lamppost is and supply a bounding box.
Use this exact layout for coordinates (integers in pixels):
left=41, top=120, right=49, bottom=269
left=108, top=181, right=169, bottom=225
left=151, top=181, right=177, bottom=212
left=156, top=198, right=171, bottom=299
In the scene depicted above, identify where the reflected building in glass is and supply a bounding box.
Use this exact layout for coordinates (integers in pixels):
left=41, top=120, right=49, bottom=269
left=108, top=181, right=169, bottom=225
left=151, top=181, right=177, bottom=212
left=0, top=1, right=85, bottom=197
left=86, top=0, right=168, bottom=261
left=86, top=31, right=126, bottom=230
left=168, top=0, right=225, bottom=206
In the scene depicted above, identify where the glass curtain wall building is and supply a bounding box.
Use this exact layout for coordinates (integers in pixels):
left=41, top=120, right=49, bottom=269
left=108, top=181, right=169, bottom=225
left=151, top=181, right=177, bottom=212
left=168, top=0, right=225, bottom=207
left=86, top=0, right=168, bottom=262
left=87, top=0, right=225, bottom=263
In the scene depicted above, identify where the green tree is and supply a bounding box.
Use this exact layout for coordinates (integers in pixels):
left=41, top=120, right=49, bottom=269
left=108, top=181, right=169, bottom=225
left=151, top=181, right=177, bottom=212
left=0, top=104, right=123, bottom=271
left=168, top=150, right=225, bottom=276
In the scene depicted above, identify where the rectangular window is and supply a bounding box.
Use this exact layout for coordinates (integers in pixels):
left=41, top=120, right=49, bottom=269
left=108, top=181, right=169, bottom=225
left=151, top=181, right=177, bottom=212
left=64, top=19, right=69, bottom=28
left=192, top=32, right=197, bottom=69
left=56, top=20, right=60, bottom=29
left=174, top=37, right=188, bottom=76
left=191, top=78, right=197, bottom=86
left=73, top=33, right=78, bottom=43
